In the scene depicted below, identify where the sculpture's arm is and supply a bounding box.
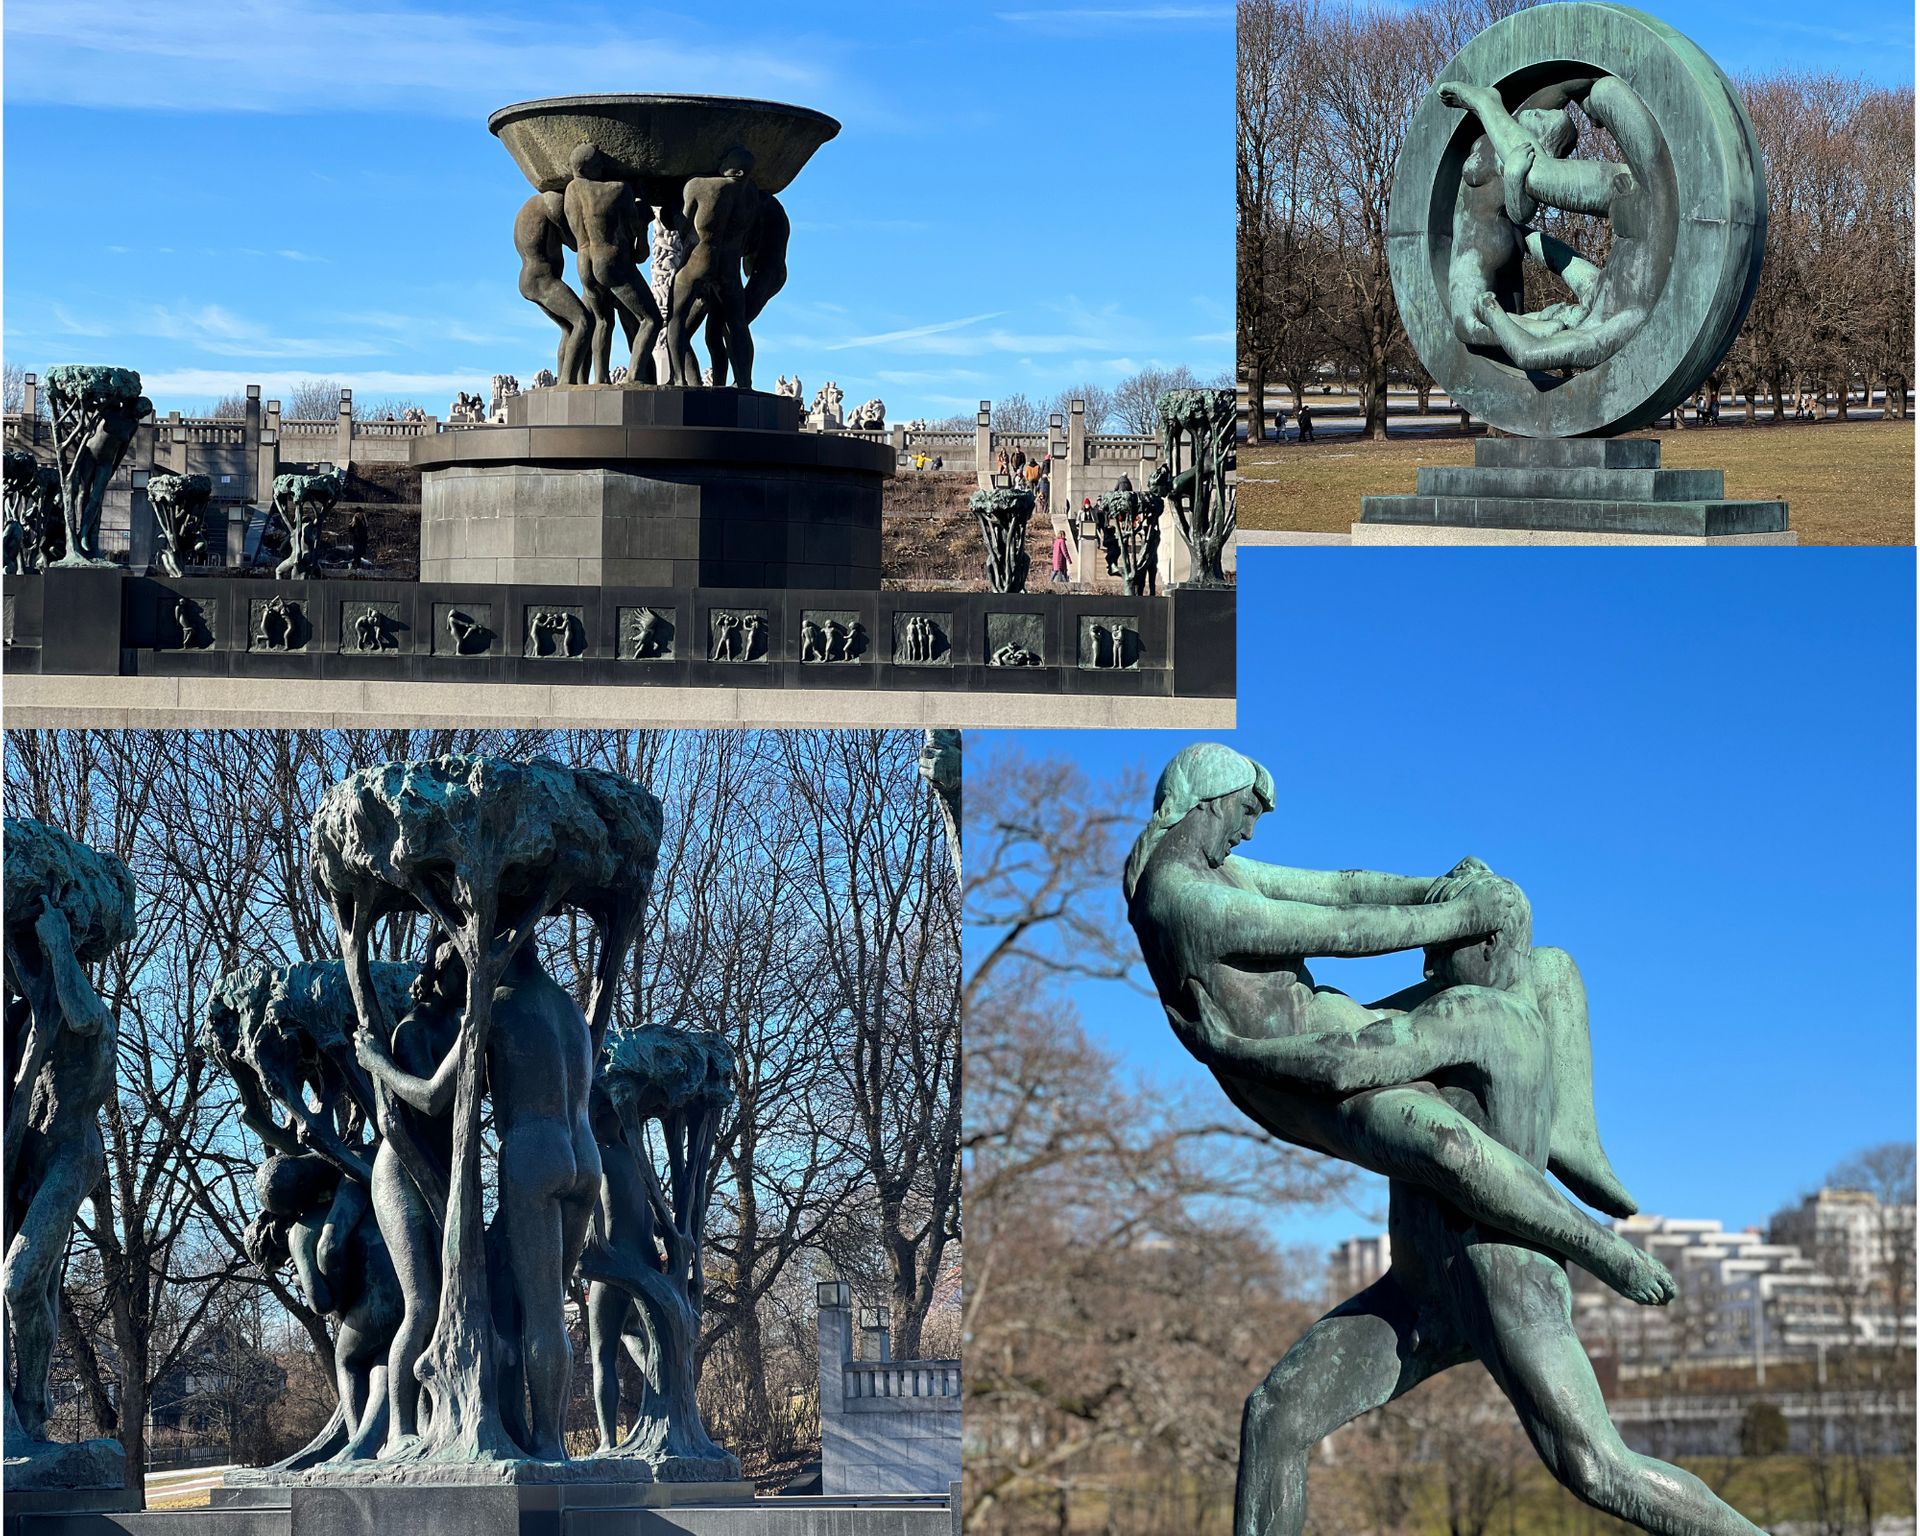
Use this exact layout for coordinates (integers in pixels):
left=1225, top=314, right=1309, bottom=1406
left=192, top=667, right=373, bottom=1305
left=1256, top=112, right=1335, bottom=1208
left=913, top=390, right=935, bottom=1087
left=315, top=1176, right=368, bottom=1289
left=1187, top=879, right=1494, bottom=961
left=355, top=1024, right=459, bottom=1118
left=1224, top=855, right=1439, bottom=907
left=35, top=907, right=111, bottom=1036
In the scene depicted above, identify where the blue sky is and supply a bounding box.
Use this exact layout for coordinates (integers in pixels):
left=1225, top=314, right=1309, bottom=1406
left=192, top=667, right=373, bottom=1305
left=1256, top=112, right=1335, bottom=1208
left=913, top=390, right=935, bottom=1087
left=1, top=1, right=1232, bottom=421
left=969, top=549, right=1917, bottom=1259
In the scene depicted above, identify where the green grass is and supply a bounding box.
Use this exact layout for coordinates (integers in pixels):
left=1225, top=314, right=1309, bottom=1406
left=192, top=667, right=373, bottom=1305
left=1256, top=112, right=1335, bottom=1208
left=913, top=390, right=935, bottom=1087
left=1239, top=419, right=1915, bottom=545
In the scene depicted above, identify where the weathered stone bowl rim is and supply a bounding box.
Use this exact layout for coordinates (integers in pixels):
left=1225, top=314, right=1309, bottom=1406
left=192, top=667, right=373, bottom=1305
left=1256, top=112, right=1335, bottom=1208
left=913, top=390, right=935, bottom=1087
left=487, top=93, right=842, bottom=139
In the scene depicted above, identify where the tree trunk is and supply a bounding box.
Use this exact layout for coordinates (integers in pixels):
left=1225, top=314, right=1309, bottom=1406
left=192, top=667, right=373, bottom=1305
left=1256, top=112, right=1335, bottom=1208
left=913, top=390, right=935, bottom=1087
left=1769, top=368, right=1786, bottom=425
left=111, top=1290, right=147, bottom=1507
left=1834, top=373, right=1850, bottom=421
left=1416, top=384, right=1431, bottom=415
left=1246, top=359, right=1267, bottom=443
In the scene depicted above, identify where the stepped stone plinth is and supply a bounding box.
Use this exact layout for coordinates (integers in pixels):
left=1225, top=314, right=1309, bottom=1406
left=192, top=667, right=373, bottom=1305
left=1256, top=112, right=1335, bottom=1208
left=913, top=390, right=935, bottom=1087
left=1359, top=437, right=1790, bottom=538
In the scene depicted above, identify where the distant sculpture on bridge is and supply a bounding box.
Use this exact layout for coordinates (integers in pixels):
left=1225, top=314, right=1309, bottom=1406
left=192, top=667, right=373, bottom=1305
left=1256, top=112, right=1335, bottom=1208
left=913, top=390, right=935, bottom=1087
left=145, top=470, right=212, bottom=577
left=1152, top=388, right=1234, bottom=587
left=969, top=488, right=1034, bottom=593
left=269, top=468, right=345, bottom=579
left=4, top=817, right=136, bottom=1492
left=3, top=450, right=57, bottom=574
left=44, top=365, right=150, bottom=567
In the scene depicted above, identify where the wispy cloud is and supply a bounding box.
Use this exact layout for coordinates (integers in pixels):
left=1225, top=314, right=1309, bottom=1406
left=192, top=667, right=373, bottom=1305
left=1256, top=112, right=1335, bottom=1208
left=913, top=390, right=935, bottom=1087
left=4, top=0, right=838, bottom=115
left=277, top=249, right=328, bottom=263
left=995, top=5, right=1229, bottom=33
left=826, top=312, right=1008, bottom=350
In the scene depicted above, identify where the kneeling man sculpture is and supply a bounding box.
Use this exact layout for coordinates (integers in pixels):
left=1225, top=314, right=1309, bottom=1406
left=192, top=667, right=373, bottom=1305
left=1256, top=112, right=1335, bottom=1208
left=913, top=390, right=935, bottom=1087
left=1125, top=744, right=1767, bottom=1536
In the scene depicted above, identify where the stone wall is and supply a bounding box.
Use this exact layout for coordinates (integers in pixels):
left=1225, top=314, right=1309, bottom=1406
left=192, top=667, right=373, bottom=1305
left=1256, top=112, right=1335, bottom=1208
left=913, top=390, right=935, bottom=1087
left=817, top=1283, right=961, bottom=1497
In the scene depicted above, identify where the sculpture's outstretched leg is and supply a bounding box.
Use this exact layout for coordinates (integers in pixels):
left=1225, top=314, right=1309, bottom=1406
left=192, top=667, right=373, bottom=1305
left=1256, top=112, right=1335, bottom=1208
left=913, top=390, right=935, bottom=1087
left=1191, top=986, right=1672, bottom=1302
left=1531, top=947, right=1637, bottom=1218
left=1235, top=1272, right=1465, bottom=1536
left=1464, top=1245, right=1769, bottom=1536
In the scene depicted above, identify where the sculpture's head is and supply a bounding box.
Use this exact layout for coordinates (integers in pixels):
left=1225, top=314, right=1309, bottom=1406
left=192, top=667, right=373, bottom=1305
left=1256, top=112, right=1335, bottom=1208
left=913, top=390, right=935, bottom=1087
left=719, top=145, right=756, bottom=180
left=1123, top=743, right=1276, bottom=899
left=1423, top=869, right=1533, bottom=992
left=1518, top=105, right=1577, bottom=158
left=570, top=141, right=607, bottom=179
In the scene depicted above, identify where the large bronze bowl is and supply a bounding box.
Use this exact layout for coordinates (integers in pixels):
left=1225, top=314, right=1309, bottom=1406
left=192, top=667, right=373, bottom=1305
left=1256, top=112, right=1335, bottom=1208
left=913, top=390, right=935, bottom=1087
left=488, top=94, right=840, bottom=195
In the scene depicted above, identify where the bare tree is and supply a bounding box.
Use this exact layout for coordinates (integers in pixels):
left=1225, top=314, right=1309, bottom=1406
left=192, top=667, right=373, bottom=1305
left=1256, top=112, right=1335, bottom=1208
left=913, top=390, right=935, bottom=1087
left=990, top=392, right=1047, bottom=434
left=1111, top=366, right=1201, bottom=436
left=1048, top=384, right=1117, bottom=433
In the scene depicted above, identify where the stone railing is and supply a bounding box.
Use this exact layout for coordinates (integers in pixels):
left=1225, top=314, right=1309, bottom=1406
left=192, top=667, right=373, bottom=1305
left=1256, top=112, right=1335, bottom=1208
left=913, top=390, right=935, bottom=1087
left=158, top=420, right=249, bottom=445
left=901, top=431, right=974, bottom=449
left=1085, top=433, right=1156, bottom=461
left=278, top=419, right=337, bottom=436
left=844, top=1360, right=962, bottom=1402
left=355, top=418, right=433, bottom=437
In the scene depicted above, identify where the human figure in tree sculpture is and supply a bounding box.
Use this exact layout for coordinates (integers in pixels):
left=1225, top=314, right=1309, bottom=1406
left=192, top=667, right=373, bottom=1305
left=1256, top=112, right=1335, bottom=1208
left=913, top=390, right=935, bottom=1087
left=315, top=756, right=663, bottom=1466
left=271, top=470, right=344, bottom=580
left=667, top=148, right=768, bottom=391
left=1438, top=76, right=1674, bottom=373
left=582, top=1027, right=739, bottom=1476
left=146, top=471, right=212, bottom=577
left=4, top=818, right=134, bottom=1482
left=3, top=451, right=57, bottom=575
left=44, top=365, right=149, bottom=567
left=356, top=938, right=603, bottom=1461
left=245, top=1151, right=403, bottom=1463
left=514, top=191, right=593, bottom=386
left=563, top=144, right=662, bottom=386
left=1125, top=744, right=1768, bottom=1536
left=201, top=959, right=416, bottom=1469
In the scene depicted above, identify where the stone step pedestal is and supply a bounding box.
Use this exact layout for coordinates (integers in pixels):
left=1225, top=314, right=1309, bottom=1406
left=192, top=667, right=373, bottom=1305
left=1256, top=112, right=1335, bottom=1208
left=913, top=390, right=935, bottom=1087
left=1357, top=437, right=1791, bottom=540
left=414, top=387, right=896, bottom=590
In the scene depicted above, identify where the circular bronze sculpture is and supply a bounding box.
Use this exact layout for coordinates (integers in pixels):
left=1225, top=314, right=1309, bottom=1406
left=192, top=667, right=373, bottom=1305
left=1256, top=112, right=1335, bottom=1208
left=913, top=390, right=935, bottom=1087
left=1388, top=3, right=1765, bottom=438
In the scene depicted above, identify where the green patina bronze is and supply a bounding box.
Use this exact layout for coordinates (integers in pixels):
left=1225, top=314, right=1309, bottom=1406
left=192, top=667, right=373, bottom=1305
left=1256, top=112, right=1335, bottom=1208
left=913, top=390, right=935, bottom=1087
left=1124, top=744, right=1769, bottom=1536
left=270, top=468, right=346, bottom=580
left=1389, top=3, right=1765, bottom=439
left=968, top=487, right=1035, bottom=593
left=4, top=818, right=135, bottom=1491
left=583, top=1025, right=739, bottom=1478
left=145, top=470, right=212, bottom=578
left=1152, top=387, right=1234, bottom=584
left=3, top=451, right=58, bottom=574
left=310, top=754, right=665, bottom=1471
left=42, top=364, right=149, bottom=567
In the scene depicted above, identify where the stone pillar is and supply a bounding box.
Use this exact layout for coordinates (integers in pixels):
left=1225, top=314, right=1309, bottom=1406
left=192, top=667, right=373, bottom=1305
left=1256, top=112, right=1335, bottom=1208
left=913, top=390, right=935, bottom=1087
left=818, top=1280, right=853, bottom=1495
left=1065, top=398, right=1087, bottom=515
left=243, top=384, right=262, bottom=507
left=336, top=388, right=354, bottom=470
left=890, top=422, right=907, bottom=458
left=860, top=1305, right=891, bottom=1363
left=974, top=401, right=993, bottom=490
left=22, top=372, right=39, bottom=444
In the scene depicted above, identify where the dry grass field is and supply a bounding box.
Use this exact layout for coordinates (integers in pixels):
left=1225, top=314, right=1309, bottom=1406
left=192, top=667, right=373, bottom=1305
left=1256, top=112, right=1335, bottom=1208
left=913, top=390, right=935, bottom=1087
left=1239, top=418, right=1915, bottom=545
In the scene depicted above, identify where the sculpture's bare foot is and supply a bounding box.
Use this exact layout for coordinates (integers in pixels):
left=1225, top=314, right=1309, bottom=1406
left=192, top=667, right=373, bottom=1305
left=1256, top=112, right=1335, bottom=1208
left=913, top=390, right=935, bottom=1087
left=377, top=1433, right=432, bottom=1462
left=1438, top=80, right=1499, bottom=118
left=1596, top=1238, right=1675, bottom=1306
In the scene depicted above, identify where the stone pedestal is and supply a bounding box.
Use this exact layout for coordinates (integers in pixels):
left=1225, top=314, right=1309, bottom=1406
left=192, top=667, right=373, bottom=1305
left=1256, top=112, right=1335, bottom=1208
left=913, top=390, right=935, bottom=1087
left=415, top=388, right=895, bottom=590
left=1358, top=437, right=1791, bottom=539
